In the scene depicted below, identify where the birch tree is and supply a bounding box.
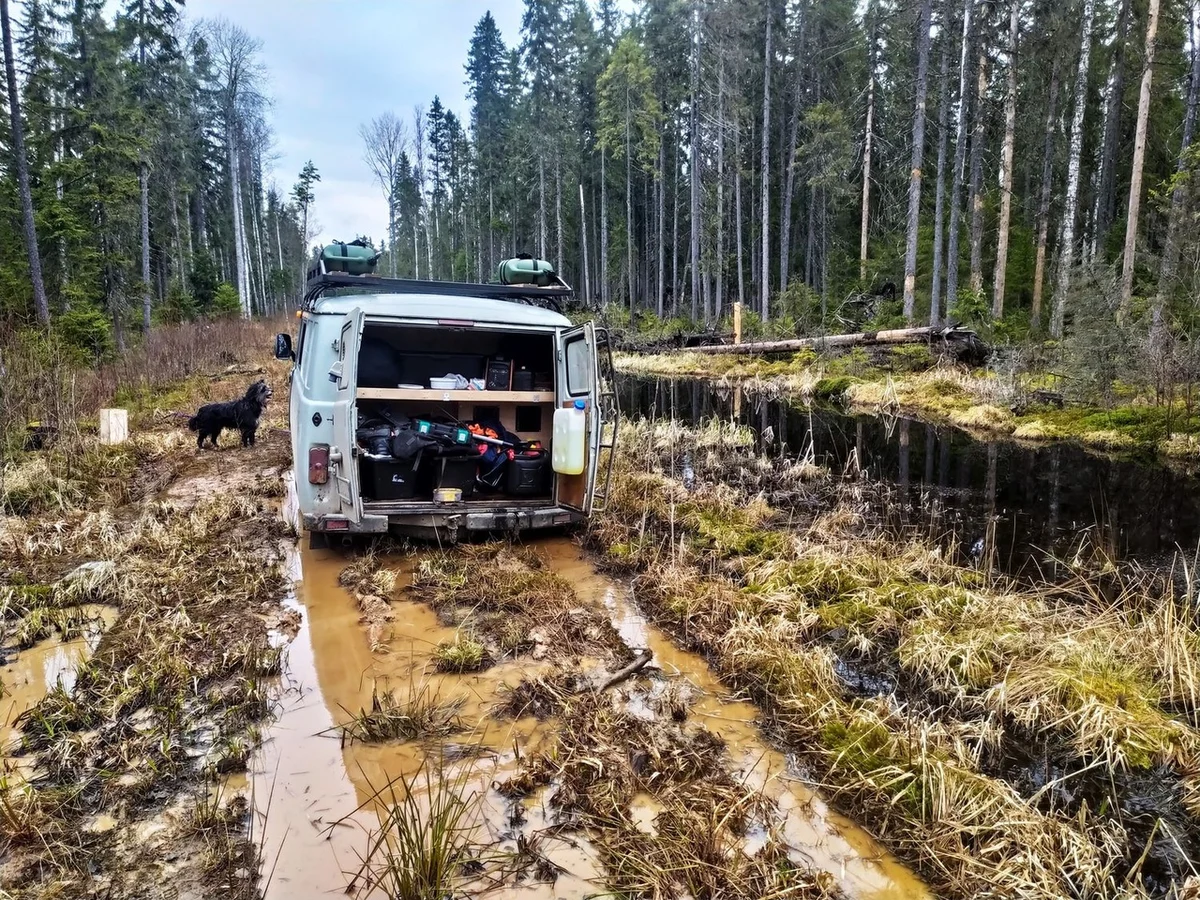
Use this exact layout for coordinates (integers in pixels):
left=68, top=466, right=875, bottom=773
left=929, top=0, right=955, bottom=325
left=361, top=113, right=409, bottom=279
left=1031, top=64, right=1060, bottom=328
left=903, top=0, right=934, bottom=321
left=945, top=0, right=976, bottom=315
left=760, top=5, right=773, bottom=320
left=860, top=0, right=878, bottom=286
left=1050, top=0, right=1097, bottom=339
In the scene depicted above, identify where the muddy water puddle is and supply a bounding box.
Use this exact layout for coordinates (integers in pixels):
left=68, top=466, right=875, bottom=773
left=252, top=536, right=929, bottom=899
left=2, top=609, right=112, bottom=774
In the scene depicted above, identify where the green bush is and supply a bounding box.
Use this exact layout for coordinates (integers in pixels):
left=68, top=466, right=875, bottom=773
left=156, top=280, right=198, bottom=325
left=211, top=283, right=242, bottom=319
left=56, top=304, right=115, bottom=361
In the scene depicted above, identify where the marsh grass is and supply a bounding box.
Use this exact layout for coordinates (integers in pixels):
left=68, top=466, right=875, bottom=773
left=434, top=634, right=490, bottom=673
left=587, top=417, right=1200, bottom=898
left=348, top=760, right=481, bottom=900
left=338, top=679, right=465, bottom=745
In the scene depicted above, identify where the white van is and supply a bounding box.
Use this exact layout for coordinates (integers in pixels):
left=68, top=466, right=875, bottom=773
left=275, top=267, right=618, bottom=544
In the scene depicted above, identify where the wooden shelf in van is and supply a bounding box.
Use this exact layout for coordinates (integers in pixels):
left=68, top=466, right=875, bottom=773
left=357, top=387, right=553, bottom=403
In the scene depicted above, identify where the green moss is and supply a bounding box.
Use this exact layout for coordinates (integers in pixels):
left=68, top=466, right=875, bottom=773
left=884, top=344, right=936, bottom=373
left=813, top=376, right=854, bottom=404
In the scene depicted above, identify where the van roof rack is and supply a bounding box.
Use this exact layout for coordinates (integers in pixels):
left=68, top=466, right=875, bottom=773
left=302, top=263, right=572, bottom=313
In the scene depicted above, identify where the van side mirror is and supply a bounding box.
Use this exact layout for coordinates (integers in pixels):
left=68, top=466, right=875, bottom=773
left=275, top=333, right=294, bottom=361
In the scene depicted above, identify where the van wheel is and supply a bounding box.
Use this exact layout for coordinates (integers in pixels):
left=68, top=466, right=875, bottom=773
left=307, top=530, right=330, bottom=550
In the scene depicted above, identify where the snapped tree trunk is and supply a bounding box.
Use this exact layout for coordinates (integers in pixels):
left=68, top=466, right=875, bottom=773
left=1119, top=0, right=1162, bottom=313
left=930, top=0, right=954, bottom=326
left=945, top=0, right=976, bottom=315
left=1051, top=0, right=1097, bottom=338
left=903, top=0, right=934, bottom=320
left=991, top=0, right=1020, bottom=318
left=2, top=0, right=49, bottom=325
left=760, top=7, right=773, bottom=320
left=1032, top=63, right=1061, bottom=328
left=1154, top=7, right=1200, bottom=326
left=735, top=124, right=746, bottom=306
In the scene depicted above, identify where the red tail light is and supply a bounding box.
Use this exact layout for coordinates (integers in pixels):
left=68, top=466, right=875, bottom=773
left=308, top=445, right=330, bottom=484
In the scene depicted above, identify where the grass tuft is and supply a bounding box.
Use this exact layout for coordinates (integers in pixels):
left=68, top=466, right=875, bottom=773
left=339, top=680, right=464, bottom=745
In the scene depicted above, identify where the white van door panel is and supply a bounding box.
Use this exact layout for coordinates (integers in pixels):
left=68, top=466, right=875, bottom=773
left=330, top=308, right=365, bottom=522
left=556, top=323, right=600, bottom=514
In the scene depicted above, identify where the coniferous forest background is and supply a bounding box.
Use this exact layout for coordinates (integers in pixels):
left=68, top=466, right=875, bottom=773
left=4, top=0, right=1200, bottom=353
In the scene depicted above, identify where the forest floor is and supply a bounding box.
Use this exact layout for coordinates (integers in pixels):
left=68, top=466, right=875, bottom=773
left=588, top=417, right=1200, bottom=899
left=0, top=351, right=295, bottom=899
left=614, top=348, right=1200, bottom=461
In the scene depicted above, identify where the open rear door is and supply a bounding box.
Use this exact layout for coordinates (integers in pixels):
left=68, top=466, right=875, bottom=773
left=329, top=308, right=365, bottom=523
left=556, top=322, right=600, bottom=514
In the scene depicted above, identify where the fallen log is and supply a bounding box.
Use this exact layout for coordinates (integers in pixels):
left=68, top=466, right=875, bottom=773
left=684, top=324, right=981, bottom=355
left=598, top=649, right=654, bottom=692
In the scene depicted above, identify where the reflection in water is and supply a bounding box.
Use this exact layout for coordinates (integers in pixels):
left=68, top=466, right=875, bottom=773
left=252, top=537, right=930, bottom=900
left=619, top=377, right=1200, bottom=575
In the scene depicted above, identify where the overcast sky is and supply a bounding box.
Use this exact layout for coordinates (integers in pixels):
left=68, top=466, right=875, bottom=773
left=182, top=0, right=530, bottom=247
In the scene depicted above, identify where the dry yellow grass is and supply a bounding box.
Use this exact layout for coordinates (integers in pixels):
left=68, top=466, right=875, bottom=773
left=1013, top=419, right=1067, bottom=440
left=948, top=404, right=1015, bottom=432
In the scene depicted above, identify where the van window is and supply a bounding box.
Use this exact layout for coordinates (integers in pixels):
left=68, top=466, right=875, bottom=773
left=565, top=336, right=591, bottom=396
left=337, top=318, right=353, bottom=390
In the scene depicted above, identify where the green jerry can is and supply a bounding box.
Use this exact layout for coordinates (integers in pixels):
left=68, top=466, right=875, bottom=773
left=496, top=256, right=557, bottom=287
left=320, top=239, right=381, bottom=275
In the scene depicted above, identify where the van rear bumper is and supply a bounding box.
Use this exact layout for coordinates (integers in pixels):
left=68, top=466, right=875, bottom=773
left=303, top=506, right=583, bottom=537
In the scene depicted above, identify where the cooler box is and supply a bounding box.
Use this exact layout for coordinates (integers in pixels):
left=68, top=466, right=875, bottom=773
left=361, top=456, right=424, bottom=500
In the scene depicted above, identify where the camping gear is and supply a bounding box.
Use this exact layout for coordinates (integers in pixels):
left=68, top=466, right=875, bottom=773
left=553, top=400, right=587, bottom=475
left=361, top=457, right=424, bottom=500
left=436, top=456, right=478, bottom=498
left=496, top=256, right=558, bottom=287
left=512, top=367, right=533, bottom=391
left=416, top=419, right=472, bottom=446
left=319, top=239, right=381, bottom=275
left=485, top=358, right=512, bottom=390
left=506, top=447, right=549, bottom=496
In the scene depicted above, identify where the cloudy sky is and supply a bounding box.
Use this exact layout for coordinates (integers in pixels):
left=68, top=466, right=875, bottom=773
left=182, top=0, right=530, bottom=246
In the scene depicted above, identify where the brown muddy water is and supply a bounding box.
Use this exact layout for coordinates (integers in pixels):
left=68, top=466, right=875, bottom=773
left=247, top=536, right=931, bottom=899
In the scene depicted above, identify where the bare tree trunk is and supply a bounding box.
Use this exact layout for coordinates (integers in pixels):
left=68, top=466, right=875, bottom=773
left=1119, top=0, right=1162, bottom=313
left=930, top=0, right=954, bottom=326
left=690, top=0, right=702, bottom=320
left=735, top=125, right=746, bottom=306
left=1051, top=0, right=1097, bottom=338
left=945, top=0, right=976, bottom=314
left=781, top=3, right=808, bottom=293
left=1093, top=0, right=1132, bottom=256
left=625, top=84, right=635, bottom=313
left=555, top=152, right=563, bottom=274
left=717, top=60, right=726, bottom=320
left=992, top=0, right=1020, bottom=318
left=580, top=182, right=591, bottom=304
left=140, top=164, right=152, bottom=329
left=538, top=154, right=547, bottom=261
left=171, top=186, right=187, bottom=293
left=1155, top=7, right=1200, bottom=326
left=1032, top=64, right=1061, bottom=328
left=968, top=51, right=988, bottom=297
left=1, top=0, right=48, bottom=325
left=657, top=130, right=666, bottom=315
left=601, top=151, right=609, bottom=307
left=860, top=0, right=878, bottom=286
left=903, top=0, right=934, bottom=320
left=760, top=7, right=773, bottom=320
left=228, top=132, right=251, bottom=317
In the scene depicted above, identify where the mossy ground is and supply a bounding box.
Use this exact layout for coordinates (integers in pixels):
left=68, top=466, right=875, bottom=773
left=587, top=418, right=1200, bottom=898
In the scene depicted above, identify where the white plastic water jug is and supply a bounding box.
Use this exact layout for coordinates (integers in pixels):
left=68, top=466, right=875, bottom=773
left=553, top=399, right=587, bottom=475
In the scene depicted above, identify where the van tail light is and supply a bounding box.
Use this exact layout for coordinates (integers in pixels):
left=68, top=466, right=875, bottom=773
left=308, top=445, right=330, bottom=484
left=322, top=518, right=349, bottom=531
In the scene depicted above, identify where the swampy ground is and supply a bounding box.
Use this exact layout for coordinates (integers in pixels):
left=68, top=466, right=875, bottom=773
left=614, top=344, right=1200, bottom=461
left=3, top=328, right=1199, bottom=900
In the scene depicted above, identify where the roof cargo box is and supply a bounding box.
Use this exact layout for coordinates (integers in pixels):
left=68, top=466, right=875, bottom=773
left=320, top=239, right=381, bottom=275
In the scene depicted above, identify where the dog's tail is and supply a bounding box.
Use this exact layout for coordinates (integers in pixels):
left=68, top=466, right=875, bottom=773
left=187, top=415, right=200, bottom=431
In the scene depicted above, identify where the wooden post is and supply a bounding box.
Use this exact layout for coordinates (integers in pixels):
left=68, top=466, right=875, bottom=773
left=99, top=409, right=128, bottom=445
left=733, top=301, right=743, bottom=345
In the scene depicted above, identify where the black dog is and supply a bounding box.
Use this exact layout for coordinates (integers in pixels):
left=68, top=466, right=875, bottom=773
left=188, top=379, right=272, bottom=449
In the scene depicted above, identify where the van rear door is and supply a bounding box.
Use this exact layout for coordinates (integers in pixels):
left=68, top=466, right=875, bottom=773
left=329, top=307, right=365, bottom=523
left=556, top=322, right=600, bottom=514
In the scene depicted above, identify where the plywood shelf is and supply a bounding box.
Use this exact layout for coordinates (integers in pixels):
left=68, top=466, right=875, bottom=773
left=357, top=387, right=553, bottom=403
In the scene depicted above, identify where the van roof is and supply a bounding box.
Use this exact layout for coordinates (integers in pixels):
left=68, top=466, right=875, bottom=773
left=311, top=292, right=574, bottom=328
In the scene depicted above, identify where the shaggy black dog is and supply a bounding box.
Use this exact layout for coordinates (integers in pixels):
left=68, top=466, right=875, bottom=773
left=188, top=379, right=272, bottom=449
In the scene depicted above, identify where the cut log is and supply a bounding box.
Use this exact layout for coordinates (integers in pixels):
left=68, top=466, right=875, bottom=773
left=683, top=324, right=980, bottom=356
